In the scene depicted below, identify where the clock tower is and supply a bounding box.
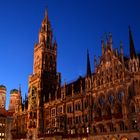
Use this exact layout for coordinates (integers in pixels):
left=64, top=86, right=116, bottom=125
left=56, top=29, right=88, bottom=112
left=27, top=10, right=61, bottom=138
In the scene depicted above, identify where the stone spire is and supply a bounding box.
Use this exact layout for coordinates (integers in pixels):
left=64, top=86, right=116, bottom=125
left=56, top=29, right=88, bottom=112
left=129, top=26, right=136, bottom=59
left=87, top=49, right=91, bottom=77
left=39, top=8, right=52, bottom=44
left=109, top=32, right=113, bottom=51
left=101, top=37, right=105, bottom=55
left=44, top=8, right=48, bottom=23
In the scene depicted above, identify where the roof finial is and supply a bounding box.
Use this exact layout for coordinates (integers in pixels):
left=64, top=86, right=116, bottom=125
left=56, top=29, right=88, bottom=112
left=19, top=84, right=21, bottom=96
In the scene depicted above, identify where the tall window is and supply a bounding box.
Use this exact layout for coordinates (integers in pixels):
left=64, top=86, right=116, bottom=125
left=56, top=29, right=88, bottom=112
left=57, top=106, right=63, bottom=114
left=120, top=121, right=125, bottom=131
left=52, top=119, right=55, bottom=126
left=84, top=114, right=88, bottom=122
left=51, top=108, right=55, bottom=116
left=75, top=102, right=81, bottom=111
left=75, top=116, right=81, bottom=124
left=118, top=91, right=124, bottom=102
left=84, top=100, right=88, bottom=109
left=106, top=106, right=111, bottom=115
left=109, top=123, right=114, bottom=132
left=108, top=94, right=114, bottom=104
left=67, top=104, right=72, bottom=113
left=67, top=117, right=72, bottom=125
left=99, top=96, right=105, bottom=107
left=96, top=108, right=101, bottom=117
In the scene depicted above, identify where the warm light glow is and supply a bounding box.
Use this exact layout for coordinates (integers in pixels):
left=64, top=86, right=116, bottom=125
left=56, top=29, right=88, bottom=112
left=111, top=137, right=117, bottom=140
left=121, top=137, right=128, bottom=140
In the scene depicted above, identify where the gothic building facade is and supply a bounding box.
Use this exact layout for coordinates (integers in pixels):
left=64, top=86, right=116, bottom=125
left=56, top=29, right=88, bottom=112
left=11, top=11, right=140, bottom=140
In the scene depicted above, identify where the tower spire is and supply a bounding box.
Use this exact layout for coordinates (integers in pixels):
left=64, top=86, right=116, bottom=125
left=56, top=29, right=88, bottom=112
left=105, top=33, right=109, bottom=47
left=45, top=8, right=48, bottom=22
left=101, top=37, right=105, bottom=54
left=129, top=26, right=136, bottom=59
left=109, top=32, right=113, bottom=51
left=19, top=84, right=21, bottom=96
left=87, top=49, right=91, bottom=77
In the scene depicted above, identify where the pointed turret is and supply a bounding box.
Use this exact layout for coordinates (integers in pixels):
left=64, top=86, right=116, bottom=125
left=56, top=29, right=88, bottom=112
left=39, top=9, right=52, bottom=45
left=18, top=84, right=21, bottom=97
left=105, top=33, right=109, bottom=48
left=129, top=26, right=136, bottom=59
left=101, top=37, right=105, bottom=55
left=94, top=55, right=97, bottom=72
left=109, top=32, right=113, bottom=51
left=87, top=50, right=91, bottom=77
left=53, top=37, right=57, bottom=50
left=44, top=8, right=48, bottom=23
left=120, top=41, right=124, bottom=64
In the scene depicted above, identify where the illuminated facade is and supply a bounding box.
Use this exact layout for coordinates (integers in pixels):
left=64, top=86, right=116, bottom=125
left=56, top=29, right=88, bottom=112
left=8, top=89, right=21, bottom=112
left=0, top=85, right=6, bottom=140
left=0, top=113, right=6, bottom=140
left=0, top=85, right=6, bottom=109
left=11, top=11, right=140, bottom=140
left=0, top=85, right=21, bottom=140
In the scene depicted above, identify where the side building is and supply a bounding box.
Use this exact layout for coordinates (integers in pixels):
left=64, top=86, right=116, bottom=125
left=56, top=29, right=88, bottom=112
left=0, top=85, right=22, bottom=140
left=0, top=85, right=6, bottom=140
left=11, top=11, right=140, bottom=140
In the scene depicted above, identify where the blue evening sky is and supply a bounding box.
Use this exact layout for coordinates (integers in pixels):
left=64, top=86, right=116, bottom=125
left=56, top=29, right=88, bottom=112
left=0, top=0, right=140, bottom=109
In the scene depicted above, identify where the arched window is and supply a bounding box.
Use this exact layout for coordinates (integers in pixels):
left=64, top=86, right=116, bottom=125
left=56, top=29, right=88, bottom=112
left=98, top=80, right=100, bottom=86
left=99, top=124, right=105, bottom=133
left=99, top=96, right=105, bottom=107
left=101, top=78, right=103, bottom=84
left=45, top=55, right=48, bottom=62
left=109, top=123, right=114, bottom=132
left=120, top=121, right=125, bottom=131
left=96, top=107, right=101, bottom=117
left=93, top=126, right=97, bottom=134
left=107, top=76, right=109, bottom=82
left=84, top=99, right=88, bottom=109
left=118, top=91, right=124, bottom=102
left=116, top=104, right=122, bottom=113
left=75, top=102, right=81, bottom=111
left=130, top=103, right=136, bottom=113
left=108, top=95, right=114, bottom=104
left=30, top=112, right=32, bottom=118
left=106, top=106, right=111, bottom=115
left=132, top=120, right=138, bottom=130
left=128, top=85, right=135, bottom=98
